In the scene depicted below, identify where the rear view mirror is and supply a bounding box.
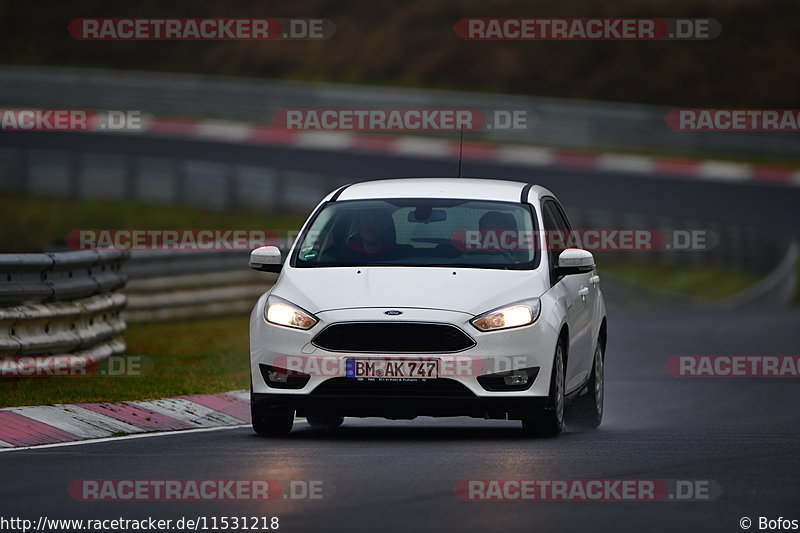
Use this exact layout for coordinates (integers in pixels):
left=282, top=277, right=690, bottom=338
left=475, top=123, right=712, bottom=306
left=408, top=208, right=447, bottom=223
left=555, top=248, right=594, bottom=276
left=250, top=246, right=282, bottom=273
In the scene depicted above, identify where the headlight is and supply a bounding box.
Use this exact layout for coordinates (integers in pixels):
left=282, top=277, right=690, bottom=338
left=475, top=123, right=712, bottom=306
left=265, top=300, right=318, bottom=330
left=471, top=299, right=540, bottom=332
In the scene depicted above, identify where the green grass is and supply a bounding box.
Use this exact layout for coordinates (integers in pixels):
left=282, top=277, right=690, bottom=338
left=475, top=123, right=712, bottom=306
left=0, top=316, right=250, bottom=408
left=598, top=261, right=760, bottom=300
left=0, top=195, right=304, bottom=253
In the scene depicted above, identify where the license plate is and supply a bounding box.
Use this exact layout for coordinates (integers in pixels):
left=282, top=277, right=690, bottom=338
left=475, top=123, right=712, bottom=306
left=346, top=358, right=439, bottom=379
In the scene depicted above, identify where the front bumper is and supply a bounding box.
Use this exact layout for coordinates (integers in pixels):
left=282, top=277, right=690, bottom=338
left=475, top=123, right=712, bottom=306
left=252, top=388, right=547, bottom=420
left=250, top=301, right=561, bottom=417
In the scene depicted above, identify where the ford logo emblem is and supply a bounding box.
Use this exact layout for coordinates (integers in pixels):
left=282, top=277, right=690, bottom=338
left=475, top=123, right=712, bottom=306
left=384, top=310, right=403, bottom=316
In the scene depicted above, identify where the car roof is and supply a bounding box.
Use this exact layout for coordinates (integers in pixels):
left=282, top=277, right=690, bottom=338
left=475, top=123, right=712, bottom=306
left=330, top=177, right=554, bottom=204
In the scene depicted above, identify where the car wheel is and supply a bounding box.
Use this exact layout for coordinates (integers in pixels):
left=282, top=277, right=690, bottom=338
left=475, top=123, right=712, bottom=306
left=522, top=339, right=565, bottom=437
left=251, top=390, right=294, bottom=437
left=569, top=342, right=604, bottom=430
left=306, top=415, right=344, bottom=431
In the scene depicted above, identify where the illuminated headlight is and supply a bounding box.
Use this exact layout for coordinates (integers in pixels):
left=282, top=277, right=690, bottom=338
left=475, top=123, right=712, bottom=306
left=471, top=299, right=540, bottom=332
left=265, top=300, right=318, bottom=330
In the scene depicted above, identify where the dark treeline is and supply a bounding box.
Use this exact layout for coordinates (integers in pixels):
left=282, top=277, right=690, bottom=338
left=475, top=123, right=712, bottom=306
left=1, top=0, right=797, bottom=106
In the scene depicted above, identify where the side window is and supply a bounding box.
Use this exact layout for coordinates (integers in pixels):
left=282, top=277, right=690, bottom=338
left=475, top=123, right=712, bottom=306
left=550, top=201, right=573, bottom=233
left=550, top=201, right=572, bottom=238
left=542, top=199, right=572, bottom=284
left=541, top=200, right=560, bottom=283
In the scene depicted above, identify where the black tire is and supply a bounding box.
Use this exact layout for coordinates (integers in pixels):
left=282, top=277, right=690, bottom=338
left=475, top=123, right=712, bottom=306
left=569, top=342, right=604, bottom=430
left=522, top=338, right=565, bottom=437
left=251, top=393, right=294, bottom=437
left=306, top=415, right=344, bottom=431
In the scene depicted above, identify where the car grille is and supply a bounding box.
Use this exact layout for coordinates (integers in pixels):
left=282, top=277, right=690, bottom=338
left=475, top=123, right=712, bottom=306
left=311, top=378, right=475, bottom=397
left=311, top=322, right=475, bottom=353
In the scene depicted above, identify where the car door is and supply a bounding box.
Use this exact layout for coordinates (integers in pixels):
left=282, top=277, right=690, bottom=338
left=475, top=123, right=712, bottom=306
left=542, top=199, right=593, bottom=393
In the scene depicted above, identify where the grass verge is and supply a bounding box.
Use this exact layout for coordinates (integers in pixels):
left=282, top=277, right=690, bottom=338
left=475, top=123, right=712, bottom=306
left=598, top=261, right=760, bottom=300
left=0, top=195, right=304, bottom=253
left=0, top=316, right=250, bottom=408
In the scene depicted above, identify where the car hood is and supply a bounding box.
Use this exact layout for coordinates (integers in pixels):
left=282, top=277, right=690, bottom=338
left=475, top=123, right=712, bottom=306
left=272, top=266, right=548, bottom=316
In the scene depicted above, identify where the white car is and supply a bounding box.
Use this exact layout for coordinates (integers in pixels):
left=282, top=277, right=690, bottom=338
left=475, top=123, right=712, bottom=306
left=249, top=178, right=606, bottom=436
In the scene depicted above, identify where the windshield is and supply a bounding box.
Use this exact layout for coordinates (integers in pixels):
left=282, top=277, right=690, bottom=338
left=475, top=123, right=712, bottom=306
left=291, top=198, right=539, bottom=269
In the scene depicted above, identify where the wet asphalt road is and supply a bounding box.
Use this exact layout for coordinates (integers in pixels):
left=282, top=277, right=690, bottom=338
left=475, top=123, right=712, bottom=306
left=2, top=307, right=798, bottom=533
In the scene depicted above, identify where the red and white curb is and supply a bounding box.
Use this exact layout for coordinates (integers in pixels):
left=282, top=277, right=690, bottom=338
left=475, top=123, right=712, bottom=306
left=115, top=116, right=800, bottom=187
left=0, top=390, right=250, bottom=449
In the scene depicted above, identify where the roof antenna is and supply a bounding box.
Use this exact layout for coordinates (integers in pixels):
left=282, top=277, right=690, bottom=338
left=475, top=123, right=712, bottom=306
left=457, top=126, right=464, bottom=178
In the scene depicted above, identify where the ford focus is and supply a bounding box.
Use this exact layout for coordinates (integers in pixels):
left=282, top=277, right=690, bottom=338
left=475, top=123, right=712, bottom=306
left=249, top=178, right=607, bottom=437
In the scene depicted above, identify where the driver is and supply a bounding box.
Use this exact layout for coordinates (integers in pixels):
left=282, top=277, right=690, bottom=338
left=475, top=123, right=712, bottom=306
left=346, top=209, right=398, bottom=259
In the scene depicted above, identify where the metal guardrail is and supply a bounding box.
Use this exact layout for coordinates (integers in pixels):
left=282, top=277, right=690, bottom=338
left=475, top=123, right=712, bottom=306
left=567, top=208, right=788, bottom=277
left=122, top=251, right=277, bottom=322
left=722, top=242, right=798, bottom=308
left=598, top=241, right=798, bottom=309
left=124, top=250, right=262, bottom=278
left=123, top=250, right=277, bottom=322
left=0, top=293, right=126, bottom=356
left=0, top=64, right=797, bottom=158
left=0, top=146, right=343, bottom=212
left=569, top=207, right=797, bottom=307
left=0, top=250, right=128, bottom=305
left=124, top=270, right=275, bottom=322
left=0, top=250, right=128, bottom=357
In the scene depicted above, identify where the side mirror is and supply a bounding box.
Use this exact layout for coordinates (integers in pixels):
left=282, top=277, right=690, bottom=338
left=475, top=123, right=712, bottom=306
left=555, top=248, right=594, bottom=276
left=250, top=246, right=282, bottom=273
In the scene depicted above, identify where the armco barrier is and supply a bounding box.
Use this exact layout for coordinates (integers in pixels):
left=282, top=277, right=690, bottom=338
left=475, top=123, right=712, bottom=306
left=0, top=64, right=797, bottom=158
left=0, top=250, right=128, bottom=305
left=122, top=250, right=277, bottom=322
left=0, top=250, right=128, bottom=358
left=598, top=241, right=797, bottom=309
left=0, top=293, right=126, bottom=356
left=0, top=227, right=795, bottom=358
left=721, top=242, right=798, bottom=308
